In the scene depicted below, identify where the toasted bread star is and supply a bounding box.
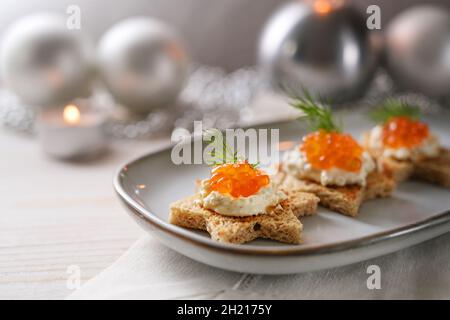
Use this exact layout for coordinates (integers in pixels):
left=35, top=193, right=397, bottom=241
left=170, top=190, right=318, bottom=245
left=364, top=98, right=450, bottom=188
left=363, top=133, right=450, bottom=187
left=276, top=166, right=395, bottom=217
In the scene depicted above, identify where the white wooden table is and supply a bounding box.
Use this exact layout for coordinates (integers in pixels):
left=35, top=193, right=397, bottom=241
left=0, top=127, right=171, bottom=299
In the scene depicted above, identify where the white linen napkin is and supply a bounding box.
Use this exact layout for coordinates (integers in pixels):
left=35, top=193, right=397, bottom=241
left=68, top=233, right=450, bottom=300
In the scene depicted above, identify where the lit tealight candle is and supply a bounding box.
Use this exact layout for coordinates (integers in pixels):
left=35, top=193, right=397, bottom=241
left=63, top=104, right=81, bottom=125
left=38, top=100, right=107, bottom=160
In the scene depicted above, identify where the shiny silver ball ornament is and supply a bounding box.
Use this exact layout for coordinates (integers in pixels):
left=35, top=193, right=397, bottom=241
left=385, top=6, right=450, bottom=99
left=259, top=2, right=379, bottom=102
left=98, top=17, right=189, bottom=114
left=0, top=13, right=94, bottom=106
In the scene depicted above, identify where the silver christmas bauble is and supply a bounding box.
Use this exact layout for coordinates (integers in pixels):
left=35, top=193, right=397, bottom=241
left=259, top=2, right=379, bottom=102
left=385, top=6, right=450, bottom=99
left=0, top=13, right=94, bottom=106
left=98, top=17, right=189, bottom=114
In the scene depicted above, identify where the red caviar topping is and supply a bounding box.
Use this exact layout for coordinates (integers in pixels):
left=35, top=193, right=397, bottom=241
left=301, top=130, right=363, bottom=173
left=208, top=161, right=270, bottom=198
left=382, top=116, right=429, bottom=149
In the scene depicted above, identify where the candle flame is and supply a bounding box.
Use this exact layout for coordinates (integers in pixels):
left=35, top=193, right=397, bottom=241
left=314, top=0, right=332, bottom=15
left=63, top=104, right=81, bottom=125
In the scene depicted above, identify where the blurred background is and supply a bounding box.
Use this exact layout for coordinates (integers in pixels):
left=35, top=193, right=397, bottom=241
left=0, top=0, right=449, bottom=140
left=0, top=0, right=448, bottom=71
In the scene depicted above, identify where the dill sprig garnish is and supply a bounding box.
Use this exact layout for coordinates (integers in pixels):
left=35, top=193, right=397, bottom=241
left=202, top=129, right=259, bottom=168
left=370, top=98, right=421, bottom=124
left=289, top=90, right=341, bottom=133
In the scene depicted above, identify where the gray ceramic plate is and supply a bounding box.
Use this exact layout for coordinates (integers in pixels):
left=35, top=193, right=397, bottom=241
left=114, top=112, right=450, bottom=274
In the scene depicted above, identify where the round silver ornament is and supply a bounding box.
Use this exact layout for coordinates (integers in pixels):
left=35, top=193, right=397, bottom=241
left=258, top=2, right=379, bottom=102
left=0, top=13, right=94, bottom=106
left=385, top=5, right=450, bottom=100
left=98, top=17, right=189, bottom=114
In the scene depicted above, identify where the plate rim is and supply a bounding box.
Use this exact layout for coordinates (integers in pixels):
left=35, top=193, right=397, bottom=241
left=114, top=124, right=450, bottom=257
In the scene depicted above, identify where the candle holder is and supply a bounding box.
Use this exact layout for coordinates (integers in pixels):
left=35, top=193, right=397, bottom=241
left=37, top=99, right=107, bottom=160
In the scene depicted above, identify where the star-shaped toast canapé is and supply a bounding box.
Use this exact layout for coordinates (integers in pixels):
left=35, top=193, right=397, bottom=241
left=169, top=133, right=319, bottom=245
left=362, top=99, right=450, bottom=188
left=275, top=168, right=394, bottom=217
left=277, top=92, right=396, bottom=217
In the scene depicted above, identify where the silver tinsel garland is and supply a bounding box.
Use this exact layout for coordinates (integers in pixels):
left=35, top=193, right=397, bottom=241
left=0, top=65, right=267, bottom=139
left=0, top=66, right=447, bottom=139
